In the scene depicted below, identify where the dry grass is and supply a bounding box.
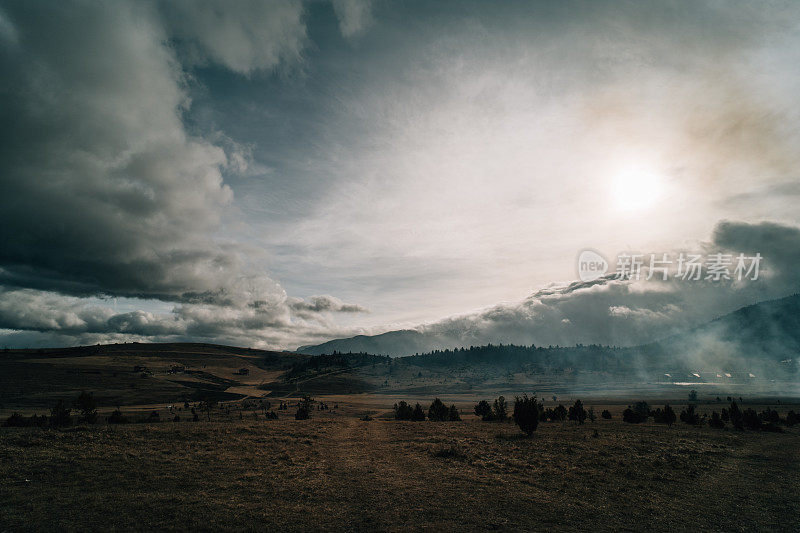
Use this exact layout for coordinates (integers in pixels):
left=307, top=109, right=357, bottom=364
left=2, top=410, right=799, bottom=532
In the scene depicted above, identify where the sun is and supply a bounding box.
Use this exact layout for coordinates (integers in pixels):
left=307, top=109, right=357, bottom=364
left=611, top=167, right=663, bottom=211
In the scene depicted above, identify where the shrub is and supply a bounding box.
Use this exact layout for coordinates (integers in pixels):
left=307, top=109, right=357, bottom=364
left=688, top=389, right=698, bottom=402
left=394, top=401, right=414, bottom=420
left=431, top=445, right=466, bottom=459
left=411, top=403, right=426, bottom=421
left=474, top=400, right=492, bottom=419
left=49, top=400, right=72, bottom=427
left=265, top=410, right=278, bottom=420
left=74, top=391, right=98, bottom=424
left=552, top=404, right=567, bottom=422
left=623, top=408, right=646, bottom=423
left=568, top=400, right=587, bottom=424
left=632, top=401, right=650, bottom=420
left=295, top=395, right=313, bottom=420
left=147, top=410, right=161, bottom=423
left=759, top=408, right=781, bottom=426
left=679, top=404, right=701, bottom=425
left=512, top=394, right=541, bottom=436
left=4, top=412, right=27, bottom=427
left=708, top=411, right=725, bottom=429
left=493, top=396, right=508, bottom=422
left=448, top=404, right=461, bottom=421
left=587, top=407, right=596, bottom=423
left=4, top=413, right=48, bottom=428
left=742, top=408, right=761, bottom=430
left=786, top=410, right=800, bottom=426
left=653, top=404, right=677, bottom=427
left=107, top=409, right=129, bottom=424
left=601, top=409, right=612, bottom=420
left=729, top=401, right=744, bottom=430
left=428, top=398, right=449, bottom=421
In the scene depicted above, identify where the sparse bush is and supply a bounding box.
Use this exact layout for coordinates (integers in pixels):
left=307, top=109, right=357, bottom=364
left=107, top=409, right=129, bottom=424
left=147, top=410, right=160, bottom=423
left=49, top=400, right=72, bottom=427
left=568, top=399, right=587, bottom=424
left=493, top=396, right=508, bottom=422
left=708, top=411, right=725, bottom=429
left=172, top=414, right=181, bottom=422
left=74, top=391, right=98, bottom=424
left=512, top=394, right=541, bottom=436
left=431, top=445, right=466, bottom=460
left=679, top=404, right=700, bottom=425
left=4, top=412, right=27, bottom=427
left=601, top=409, right=612, bottom=420
left=428, top=398, right=449, bottom=421
left=265, top=410, right=278, bottom=420
left=588, top=407, right=596, bottom=423
left=474, top=400, right=492, bottom=419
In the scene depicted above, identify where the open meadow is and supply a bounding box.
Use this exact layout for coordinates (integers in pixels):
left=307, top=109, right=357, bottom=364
left=2, top=400, right=800, bottom=532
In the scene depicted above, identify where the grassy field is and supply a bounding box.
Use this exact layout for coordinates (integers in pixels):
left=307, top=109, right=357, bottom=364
left=2, top=404, right=799, bottom=532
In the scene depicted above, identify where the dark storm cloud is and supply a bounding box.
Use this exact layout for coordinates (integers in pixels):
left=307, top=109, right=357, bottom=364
left=0, top=1, right=367, bottom=347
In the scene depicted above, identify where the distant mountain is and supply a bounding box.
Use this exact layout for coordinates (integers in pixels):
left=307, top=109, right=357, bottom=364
left=299, top=294, right=800, bottom=366
left=649, top=293, right=800, bottom=363
left=298, top=329, right=436, bottom=357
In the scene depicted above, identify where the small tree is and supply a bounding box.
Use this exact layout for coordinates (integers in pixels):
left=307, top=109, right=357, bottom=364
left=688, top=389, right=698, bottom=402
left=493, top=396, right=508, bottom=422
left=411, top=403, right=426, bottom=421
left=553, top=404, right=567, bottom=421
left=448, top=404, right=461, bottom=421
left=729, top=401, right=744, bottom=430
left=601, top=409, right=612, bottom=420
left=428, top=398, right=449, bottom=421
left=394, top=401, right=414, bottom=420
left=587, top=407, right=596, bottom=423
left=513, top=394, right=541, bottom=436
left=568, top=400, right=587, bottom=424
left=679, top=404, right=700, bottom=425
left=474, top=400, right=492, bottom=419
left=654, top=404, right=676, bottom=427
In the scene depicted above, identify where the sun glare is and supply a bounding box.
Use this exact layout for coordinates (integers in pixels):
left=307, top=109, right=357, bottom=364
left=611, top=167, right=663, bottom=211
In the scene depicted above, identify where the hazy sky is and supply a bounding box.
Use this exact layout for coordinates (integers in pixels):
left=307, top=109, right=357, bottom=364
left=1, top=1, right=800, bottom=350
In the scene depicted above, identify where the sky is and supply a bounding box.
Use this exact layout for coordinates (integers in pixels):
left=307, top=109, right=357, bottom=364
left=1, top=0, right=800, bottom=351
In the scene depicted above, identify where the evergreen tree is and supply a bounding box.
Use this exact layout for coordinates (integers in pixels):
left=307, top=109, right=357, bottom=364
left=513, top=394, right=541, bottom=436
